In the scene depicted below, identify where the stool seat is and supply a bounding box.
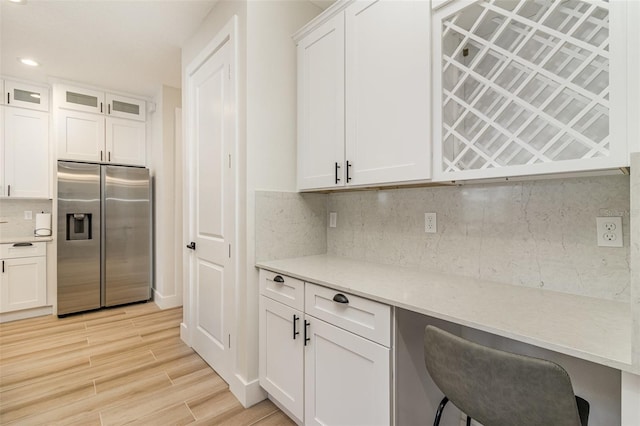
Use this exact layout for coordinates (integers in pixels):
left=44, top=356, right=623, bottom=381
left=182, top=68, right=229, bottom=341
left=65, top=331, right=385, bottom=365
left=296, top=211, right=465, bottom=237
left=424, top=326, right=589, bottom=426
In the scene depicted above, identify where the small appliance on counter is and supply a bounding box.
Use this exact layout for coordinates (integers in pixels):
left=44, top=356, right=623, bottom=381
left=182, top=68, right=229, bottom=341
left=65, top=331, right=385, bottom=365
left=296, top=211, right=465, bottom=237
left=34, top=212, right=52, bottom=237
left=57, top=161, right=151, bottom=316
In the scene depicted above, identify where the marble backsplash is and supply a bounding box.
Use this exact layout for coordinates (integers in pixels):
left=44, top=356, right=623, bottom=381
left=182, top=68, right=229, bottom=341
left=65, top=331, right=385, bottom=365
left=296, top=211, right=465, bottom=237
left=0, top=199, right=53, bottom=240
left=327, top=175, right=631, bottom=302
left=255, top=191, right=327, bottom=262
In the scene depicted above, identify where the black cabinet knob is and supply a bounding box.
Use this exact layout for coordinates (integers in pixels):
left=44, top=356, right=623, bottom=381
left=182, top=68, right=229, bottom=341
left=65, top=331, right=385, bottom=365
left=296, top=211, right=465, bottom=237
left=332, top=293, right=349, bottom=304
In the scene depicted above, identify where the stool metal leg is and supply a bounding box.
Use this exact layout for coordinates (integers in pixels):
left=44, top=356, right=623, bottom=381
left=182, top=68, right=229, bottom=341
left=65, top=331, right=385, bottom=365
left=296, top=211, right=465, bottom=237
left=466, top=416, right=471, bottom=426
left=433, top=396, right=449, bottom=426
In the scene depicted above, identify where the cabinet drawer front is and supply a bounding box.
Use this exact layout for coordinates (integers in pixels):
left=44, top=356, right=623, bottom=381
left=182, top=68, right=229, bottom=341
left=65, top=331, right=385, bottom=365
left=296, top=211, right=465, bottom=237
left=1, top=242, right=46, bottom=259
left=305, top=282, right=390, bottom=347
left=259, top=270, right=304, bottom=311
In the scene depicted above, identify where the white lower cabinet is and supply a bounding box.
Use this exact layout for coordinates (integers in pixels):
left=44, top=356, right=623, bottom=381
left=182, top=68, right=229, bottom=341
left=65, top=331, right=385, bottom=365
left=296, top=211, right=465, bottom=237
left=0, top=243, right=47, bottom=313
left=259, top=270, right=392, bottom=425
left=304, top=316, right=390, bottom=426
left=259, top=296, right=305, bottom=422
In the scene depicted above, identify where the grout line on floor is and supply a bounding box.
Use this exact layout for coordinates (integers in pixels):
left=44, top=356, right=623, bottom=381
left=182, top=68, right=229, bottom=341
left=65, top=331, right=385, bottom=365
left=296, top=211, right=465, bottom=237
left=248, top=408, right=280, bottom=426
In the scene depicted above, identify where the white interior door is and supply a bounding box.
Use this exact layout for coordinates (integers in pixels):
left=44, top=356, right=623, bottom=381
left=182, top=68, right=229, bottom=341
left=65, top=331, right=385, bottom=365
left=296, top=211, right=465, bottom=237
left=187, top=37, right=235, bottom=384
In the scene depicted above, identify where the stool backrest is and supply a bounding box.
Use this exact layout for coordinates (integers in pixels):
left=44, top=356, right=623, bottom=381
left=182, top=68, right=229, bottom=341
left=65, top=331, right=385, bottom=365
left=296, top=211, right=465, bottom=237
left=423, top=326, right=582, bottom=426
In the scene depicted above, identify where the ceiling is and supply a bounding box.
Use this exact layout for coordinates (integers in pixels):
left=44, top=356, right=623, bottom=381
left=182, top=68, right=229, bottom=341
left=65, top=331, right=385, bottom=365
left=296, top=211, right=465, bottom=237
left=0, top=0, right=219, bottom=98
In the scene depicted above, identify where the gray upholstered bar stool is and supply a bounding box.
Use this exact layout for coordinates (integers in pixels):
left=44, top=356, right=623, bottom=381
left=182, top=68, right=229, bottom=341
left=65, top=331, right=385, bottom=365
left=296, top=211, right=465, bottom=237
left=423, top=326, right=590, bottom=426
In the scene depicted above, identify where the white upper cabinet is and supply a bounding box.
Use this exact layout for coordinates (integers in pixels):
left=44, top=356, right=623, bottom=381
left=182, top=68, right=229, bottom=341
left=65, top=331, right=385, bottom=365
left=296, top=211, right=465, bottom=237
left=345, top=0, right=430, bottom=186
left=296, top=0, right=431, bottom=191
left=55, top=83, right=146, bottom=166
left=106, top=93, right=146, bottom=121
left=57, top=109, right=105, bottom=163
left=4, top=80, right=49, bottom=112
left=57, top=85, right=105, bottom=114
left=106, top=117, right=146, bottom=165
left=432, top=0, right=634, bottom=181
left=297, top=13, right=345, bottom=190
left=1, top=106, right=50, bottom=198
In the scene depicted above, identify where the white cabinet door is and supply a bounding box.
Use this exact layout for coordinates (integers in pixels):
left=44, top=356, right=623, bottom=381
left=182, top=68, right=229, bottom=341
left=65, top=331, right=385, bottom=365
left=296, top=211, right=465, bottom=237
left=297, top=13, right=345, bottom=191
left=0, top=256, right=46, bottom=313
left=345, top=0, right=431, bottom=185
left=106, top=93, right=146, bottom=122
left=259, top=296, right=304, bottom=423
left=57, top=109, right=105, bottom=162
left=106, top=117, right=146, bottom=166
left=305, top=316, right=391, bottom=426
left=57, top=85, right=105, bottom=115
left=432, top=0, right=630, bottom=181
left=5, top=80, right=49, bottom=112
left=2, top=107, right=50, bottom=198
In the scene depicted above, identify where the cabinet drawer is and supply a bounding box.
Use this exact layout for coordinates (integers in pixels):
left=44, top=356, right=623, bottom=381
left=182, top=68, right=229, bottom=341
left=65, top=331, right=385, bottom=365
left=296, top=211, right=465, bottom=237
left=305, top=282, right=391, bottom=347
left=259, top=270, right=304, bottom=311
left=1, top=242, right=46, bottom=259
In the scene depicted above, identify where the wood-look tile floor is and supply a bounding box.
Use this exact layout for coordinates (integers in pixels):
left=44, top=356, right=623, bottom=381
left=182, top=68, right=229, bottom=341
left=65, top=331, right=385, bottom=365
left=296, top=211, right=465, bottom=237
left=0, top=302, right=295, bottom=426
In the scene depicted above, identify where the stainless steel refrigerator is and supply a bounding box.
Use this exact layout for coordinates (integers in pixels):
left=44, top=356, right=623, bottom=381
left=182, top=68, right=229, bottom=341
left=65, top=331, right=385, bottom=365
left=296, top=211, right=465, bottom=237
left=57, top=161, right=151, bottom=316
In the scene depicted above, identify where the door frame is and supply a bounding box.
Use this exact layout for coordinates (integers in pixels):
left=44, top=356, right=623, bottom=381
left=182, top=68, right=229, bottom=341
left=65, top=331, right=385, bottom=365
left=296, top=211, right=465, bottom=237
left=182, top=15, right=238, bottom=382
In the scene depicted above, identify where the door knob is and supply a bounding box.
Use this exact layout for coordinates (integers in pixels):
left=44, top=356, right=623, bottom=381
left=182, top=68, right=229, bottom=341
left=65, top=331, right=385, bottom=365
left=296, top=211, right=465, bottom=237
left=186, top=242, right=196, bottom=250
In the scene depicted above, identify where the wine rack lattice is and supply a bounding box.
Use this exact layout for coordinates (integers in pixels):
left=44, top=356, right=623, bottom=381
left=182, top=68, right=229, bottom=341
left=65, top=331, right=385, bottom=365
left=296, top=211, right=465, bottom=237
left=440, top=0, right=610, bottom=172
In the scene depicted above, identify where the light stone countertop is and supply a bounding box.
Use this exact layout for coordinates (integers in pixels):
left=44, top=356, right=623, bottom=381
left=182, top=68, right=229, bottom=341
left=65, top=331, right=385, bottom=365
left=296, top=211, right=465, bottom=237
left=0, top=236, right=53, bottom=244
left=256, top=254, right=632, bottom=372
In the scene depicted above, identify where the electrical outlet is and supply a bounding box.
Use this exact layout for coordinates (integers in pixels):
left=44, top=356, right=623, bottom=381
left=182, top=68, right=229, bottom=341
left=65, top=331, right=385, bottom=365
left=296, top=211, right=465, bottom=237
left=596, top=217, right=622, bottom=247
left=24, top=211, right=32, bottom=220
left=425, top=213, right=437, bottom=233
left=329, top=212, right=337, bottom=228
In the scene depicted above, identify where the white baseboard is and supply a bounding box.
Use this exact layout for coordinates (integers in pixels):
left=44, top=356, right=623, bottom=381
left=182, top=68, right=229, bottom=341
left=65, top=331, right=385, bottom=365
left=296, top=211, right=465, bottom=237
left=152, top=289, right=182, bottom=309
left=180, top=322, right=190, bottom=346
left=230, top=374, right=267, bottom=408
left=1, top=306, right=53, bottom=323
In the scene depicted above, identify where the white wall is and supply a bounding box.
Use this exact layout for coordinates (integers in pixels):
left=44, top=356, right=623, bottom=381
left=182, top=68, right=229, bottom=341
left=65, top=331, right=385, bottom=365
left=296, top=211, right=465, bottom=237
left=150, top=84, right=182, bottom=309
left=245, top=0, right=321, bottom=382
left=181, top=0, right=321, bottom=405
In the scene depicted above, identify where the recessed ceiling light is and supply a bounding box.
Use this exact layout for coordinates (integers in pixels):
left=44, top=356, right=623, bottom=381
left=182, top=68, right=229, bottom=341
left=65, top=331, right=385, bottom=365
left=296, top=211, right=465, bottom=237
left=8, top=0, right=27, bottom=4
left=19, top=58, right=39, bottom=67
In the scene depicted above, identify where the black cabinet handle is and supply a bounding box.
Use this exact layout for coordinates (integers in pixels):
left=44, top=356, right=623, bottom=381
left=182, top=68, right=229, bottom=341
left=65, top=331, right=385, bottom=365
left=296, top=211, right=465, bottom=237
left=13, top=242, right=33, bottom=247
left=108, top=151, right=111, bottom=162
left=333, top=293, right=349, bottom=304
left=2, top=260, right=4, bottom=273
left=273, top=275, right=284, bottom=283
left=7, top=93, right=9, bottom=104
left=304, top=320, right=310, bottom=346
left=100, top=102, right=103, bottom=113
left=293, top=314, right=300, bottom=340
left=346, top=161, right=352, bottom=183
left=7, top=185, right=10, bottom=197
left=335, top=162, right=341, bottom=184
left=186, top=242, right=196, bottom=250
left=101, top=150, right=103, bottom=161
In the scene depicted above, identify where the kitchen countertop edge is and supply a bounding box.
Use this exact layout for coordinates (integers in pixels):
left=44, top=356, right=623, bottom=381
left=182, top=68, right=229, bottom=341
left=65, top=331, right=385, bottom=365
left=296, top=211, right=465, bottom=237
left=1, top=236, right=54, bottom=244
left=257, top=254, right=633, bottom=373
